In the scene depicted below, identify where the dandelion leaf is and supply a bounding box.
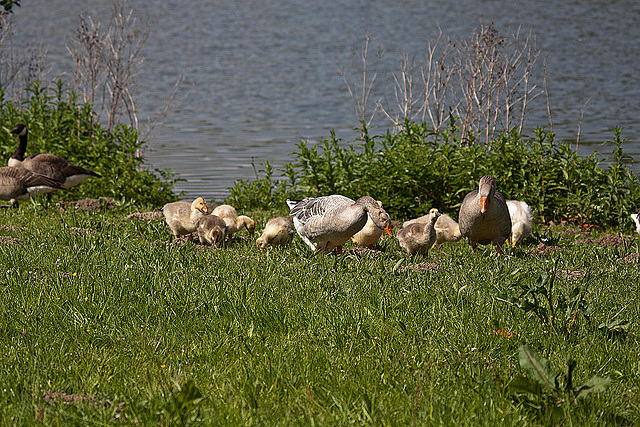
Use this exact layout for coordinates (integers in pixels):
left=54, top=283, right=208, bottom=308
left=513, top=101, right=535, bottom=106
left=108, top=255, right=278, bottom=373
left=518, top=344, right=557, bottom=391
left=575, top=376, right=611, bottom=400
left=506, top=375, right=543, bottom=396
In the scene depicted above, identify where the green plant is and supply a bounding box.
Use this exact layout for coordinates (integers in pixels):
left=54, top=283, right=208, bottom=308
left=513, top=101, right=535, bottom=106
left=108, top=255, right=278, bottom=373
left=0, top=81, right=179, bottom=207
left=507, top=344, right=611, bottom=423
left=162, top=380, right=206, bottom=426
left=225, top=160, right=294, bottom=212
left=0, top=0, right=20, bottom=16
left=233, top=120, right=640, bottom=227
left=497, top=268, right=592, bottom=337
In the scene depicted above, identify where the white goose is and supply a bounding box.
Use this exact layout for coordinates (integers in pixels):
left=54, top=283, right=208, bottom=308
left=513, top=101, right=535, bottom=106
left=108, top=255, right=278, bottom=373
left=162, top=197, right=209, bottom=238
left=506, top=200, right=533, bottom=246
left=9, top=124, right=100, bottom=189
left=289, top=195, right=392, bottom=254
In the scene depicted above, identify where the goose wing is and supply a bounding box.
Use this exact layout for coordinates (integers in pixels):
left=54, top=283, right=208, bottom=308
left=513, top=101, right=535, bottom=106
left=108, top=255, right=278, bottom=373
left=289, top=195, right=359, bottom=243
left=1, top=166, right=63, bottom=189
left=290, top=195, right=353, bottom=222
left=28, top=153, right=97, bottom=176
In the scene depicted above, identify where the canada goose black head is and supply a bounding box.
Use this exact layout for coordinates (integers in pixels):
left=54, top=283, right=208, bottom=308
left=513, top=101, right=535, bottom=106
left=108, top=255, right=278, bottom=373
left=9, top=124, right=29, bottom=164
left=10, top=124, right=28, bottom=137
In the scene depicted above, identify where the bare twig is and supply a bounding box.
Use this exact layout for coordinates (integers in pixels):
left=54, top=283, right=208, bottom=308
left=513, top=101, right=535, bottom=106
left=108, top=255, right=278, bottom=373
left=379, top=23, right=543, bottom=145
left=543, top=56, right=554, bottom=136
left=576, top=97, right=591, bottom=149
left=68, top=0, right=149, bottom=135
left=141, top=64, right=188, bottom=148
left=0, top=14, right=50, bottom=102
left=339, top=35, right=384, bottom=138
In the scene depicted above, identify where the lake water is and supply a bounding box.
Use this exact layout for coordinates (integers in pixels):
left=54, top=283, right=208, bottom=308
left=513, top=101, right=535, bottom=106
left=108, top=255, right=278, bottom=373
left=8, top=0, right=640, bottom=201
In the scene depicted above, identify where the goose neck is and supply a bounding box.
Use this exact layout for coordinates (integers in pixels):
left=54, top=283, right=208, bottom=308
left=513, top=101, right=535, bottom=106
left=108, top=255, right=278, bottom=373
left=11, top=134, right=27, bottom=161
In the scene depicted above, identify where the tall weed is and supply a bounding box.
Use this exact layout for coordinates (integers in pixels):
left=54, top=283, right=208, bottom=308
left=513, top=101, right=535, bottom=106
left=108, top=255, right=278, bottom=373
left=229, top=120, right=639, bottom=229
left=0, top=82, right=178, bottom=206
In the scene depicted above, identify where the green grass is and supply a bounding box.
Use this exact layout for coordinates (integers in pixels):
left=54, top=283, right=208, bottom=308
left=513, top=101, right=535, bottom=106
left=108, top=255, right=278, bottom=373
left=0, top=205, right=638, bottom=425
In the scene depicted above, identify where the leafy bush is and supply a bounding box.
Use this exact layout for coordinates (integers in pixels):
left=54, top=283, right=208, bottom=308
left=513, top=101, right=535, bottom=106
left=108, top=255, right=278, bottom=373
left=0, top=82, right=179, bottom=207
left=225, top=160, right=294, bottom=213
left=228, top=120, right=640, bottom=229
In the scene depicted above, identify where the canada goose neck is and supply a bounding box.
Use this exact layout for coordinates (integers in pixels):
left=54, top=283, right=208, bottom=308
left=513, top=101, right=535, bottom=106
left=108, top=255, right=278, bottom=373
left=11, top=133, right=27, bottom=161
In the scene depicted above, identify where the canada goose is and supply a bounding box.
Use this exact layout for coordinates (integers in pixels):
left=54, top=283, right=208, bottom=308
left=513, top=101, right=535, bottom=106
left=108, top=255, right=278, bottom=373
left=458, top=175, right=512, bottom=253
left=256, top=216, right=295, bottom=250
left=197, top=214, right=227, bottom=246
left=211, top=204, right=255, bottom=238
left=289, top=195, right=392, bottom=254
left=9, top=124, right=100, bottom=189
left=404, top=212, right=462, bottom=247
left=0, top=166, right=64, bottom=207
left=162, top=197, right=209, bottom=238
left=351, top=200, right=385, bottom=248
left=397, top=208, right=440, bottom=255
left=506, top=200, right=533, bottom=246
left=632, top=211, right=640, bottom=236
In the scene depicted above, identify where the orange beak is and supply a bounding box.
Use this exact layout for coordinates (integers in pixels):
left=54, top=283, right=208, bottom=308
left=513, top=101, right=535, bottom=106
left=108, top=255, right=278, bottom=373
left=384, top=223, right=393, bottom=237
left=480, top=197, right=488, bottom=214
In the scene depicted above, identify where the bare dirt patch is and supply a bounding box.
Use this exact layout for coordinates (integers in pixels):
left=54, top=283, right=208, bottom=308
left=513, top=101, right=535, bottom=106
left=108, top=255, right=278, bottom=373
left=0, top=224, right=25, bottom=232
left=575, top=234, right=630, bottom=248
left=346, top=247, right=385, bottom=256
left=526, top=242, right=563, bottom=256
left=42, top=390, right=125, bottom=419
left=400, top=262, right=443, bottom=273
left=57, top=198, right=117, bottom=213
left=619, top=253, right=640, bottom=264
left=556, top=269, right=587, bottom=279
left=0, top=235, right=21, bottom=245
left=125, top=211, right=163, bottom=220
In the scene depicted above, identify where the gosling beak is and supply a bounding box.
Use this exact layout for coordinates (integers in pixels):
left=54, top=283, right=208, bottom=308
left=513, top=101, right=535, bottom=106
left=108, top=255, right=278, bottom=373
left=384, top=223, right=393, bottom=237
left=480, top=197, right=488, bottom=214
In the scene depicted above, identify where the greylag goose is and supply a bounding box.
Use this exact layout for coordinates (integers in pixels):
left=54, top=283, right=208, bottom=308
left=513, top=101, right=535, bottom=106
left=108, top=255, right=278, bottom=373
left=162, top=197, right=209, bottom=238
left=397, top=208, right=440, bottom=255
left=256, top=216, right=295, bottom=249
left=0, top=166, right=64, bottom=207
left=211, top=204, right=255, bottom=238
left=404, top=212, right=462, bottom=247
left=289, top=195, right=392, bottom=254
left=351, top=200, right=385, bottom=248
left=506, top=200, right=533, bottom=246
left=197, top=214, right=227, bottom=246
left=458, top=175, right=512, bottom=253
left=9, top=124, right=100, bottom=189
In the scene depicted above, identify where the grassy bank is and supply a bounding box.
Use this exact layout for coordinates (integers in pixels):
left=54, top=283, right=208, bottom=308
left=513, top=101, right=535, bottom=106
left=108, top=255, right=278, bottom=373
left=0, top=204, right=637, bottom=425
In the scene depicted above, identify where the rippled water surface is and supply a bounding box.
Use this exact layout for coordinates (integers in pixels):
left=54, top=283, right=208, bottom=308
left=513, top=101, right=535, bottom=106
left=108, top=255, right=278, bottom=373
left=9, top=0, right=640, bottom=200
